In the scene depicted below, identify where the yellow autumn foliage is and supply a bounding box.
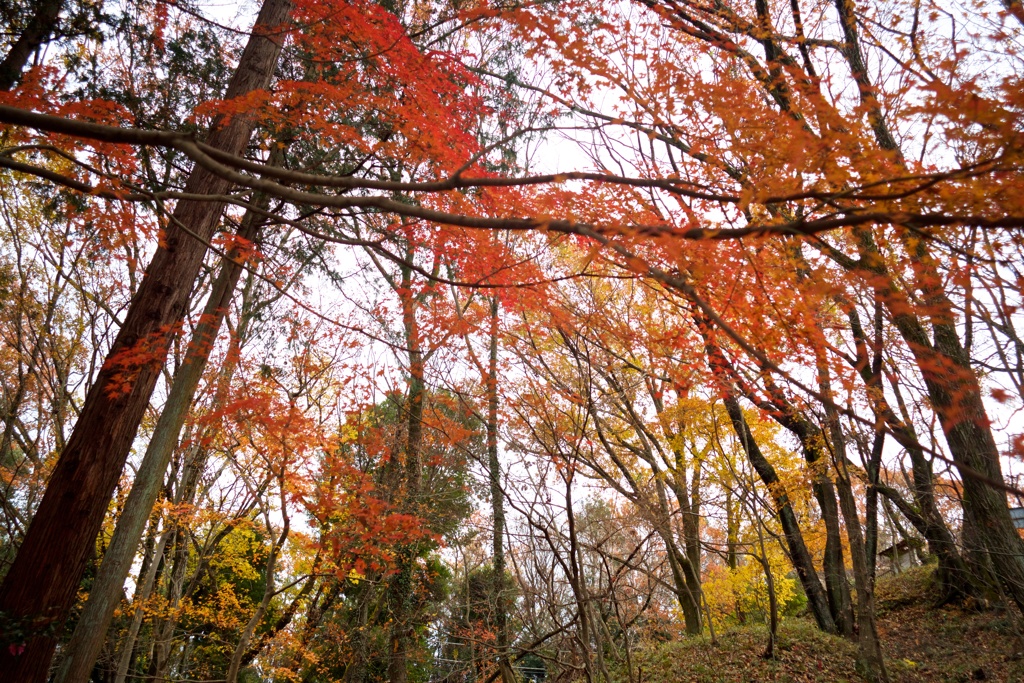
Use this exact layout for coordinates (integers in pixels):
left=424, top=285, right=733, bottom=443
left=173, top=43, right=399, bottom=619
left=702, top=542, right=797, bottom=630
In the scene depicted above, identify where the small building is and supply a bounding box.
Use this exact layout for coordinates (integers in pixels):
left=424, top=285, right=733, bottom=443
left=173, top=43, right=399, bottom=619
left=877, top=539, right=918, bottom=575
left=517, top=654, right=547, bottom=683
left=1009, top=507, right=1024, bottom=530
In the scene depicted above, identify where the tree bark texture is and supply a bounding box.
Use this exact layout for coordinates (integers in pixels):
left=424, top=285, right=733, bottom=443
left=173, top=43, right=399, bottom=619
left=0, top=1, right=291, bottom=678
left=0, top=0, right=64, bottom=91
left=55, top=145, right=283, bottom=683
left=697, top=317, right=837, bottom=634
left=387, top=260, right=426, bottom=683
left=850, top=228, right=1024, bottom=613
left=486, top=297, right=515, bottom=683
left=720, top=394, right=837, bottom=634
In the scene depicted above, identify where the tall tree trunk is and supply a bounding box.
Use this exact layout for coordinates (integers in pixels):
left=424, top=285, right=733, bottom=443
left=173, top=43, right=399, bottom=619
left=887, top=375, right=983, bottom=601
left=815, top=474, right=855, bottom=637
left=720, top=393, right=837, bottom=633
left=697, top=317, right=837, bottom=633
left=55, top=169, right=276, bottom=683
left=830, top=0, right=1023, bottom=608
left=820, top=364, right=889, bottom=682
left=604, top=375, right=702, bottom=635
left=844, top=303, right=979, bottom=600
left=862, top=429, right=883, bottom=582
left=835, top=465, right=889, bottom=682
left=651, top=472, right=702, bottom=634
left=664, top=534, right=702, bottom=634
left=341, top=581, right=371, bottom=683
left=759, top=376, right=854, bottom=636
left=0, top=0, right=64, bottom=91
left=699, top=293, right=855, bottom=635
left=665, top=442, right=702, bottom=627
left=226, top=491, right=289, bottom=683
left=0, top=1, right=291, bottom=679
left=388, top=259, right=425, bottom=683
left=845, top=228, right=1024, bottom=612
left=486, top=297, right=515, bottom=683
left=914, top=319, right=1024, bottom=607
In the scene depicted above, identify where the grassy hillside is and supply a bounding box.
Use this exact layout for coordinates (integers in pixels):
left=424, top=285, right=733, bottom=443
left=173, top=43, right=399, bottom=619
left=629, top=566, right=1024, bottom=682
left=632, top=621, right=861, bottom=682
left=873, top=566, right=1024, bottom=682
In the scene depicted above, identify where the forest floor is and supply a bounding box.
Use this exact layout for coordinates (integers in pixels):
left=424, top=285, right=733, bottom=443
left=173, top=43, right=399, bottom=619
left=632, top=565, right=1024, bottom=682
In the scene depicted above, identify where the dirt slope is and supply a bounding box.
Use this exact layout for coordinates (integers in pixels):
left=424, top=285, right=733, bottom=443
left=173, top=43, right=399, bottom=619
left=630, top=565, right=1024, bottom=682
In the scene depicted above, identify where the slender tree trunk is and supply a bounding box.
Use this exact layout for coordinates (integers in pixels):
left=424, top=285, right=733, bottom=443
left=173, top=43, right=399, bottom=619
left=653, top=476, right=701, bottom=634
left=677, top=464, right=702, bottom=625
left=848, top=229, right=1024, bottom=611
left=697, top=318, right=837, bottom=633
left=761, top=380, right=854, bottom=635
left=388, top=260, right=425, bottom=683
left=835, top=470, right=889, bottom=683
left=111, top=528, right=172, bottom=683
left=341, top=582, right=371, bottom=683
left=822, top=367, right=889, bottom=682
left=702, top=295, right=855, bottom=636
left=725, top=487, right=738, bottom=572
left=815, top=475, right=855, bottom=637
left=486, top=297, right=515, bottom=683
left=859, top=427, right=884, bottom=583
left=844, top=303, right=979, bottom=600
left=56, top=167, right=276, bottom=683
left=0, top=2, right=291, bottom=678
left=563, top=469, right=594, bottom=683
left=887, top=376, right=982, bottom=601
left=720, top=393, right=837, bottom=634
left=658, top=525, right=702, bottom=634
left=114, top=301, right=254, bottom=683
left=608, top=376, right=702, bottom=634
left=827, top=0, right=1019, bottom=608
left=726, top=487, right=746, bottom=625
left=751, top=518, right=778, bottom=660
left=226, top=502, right=289, bottom=683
